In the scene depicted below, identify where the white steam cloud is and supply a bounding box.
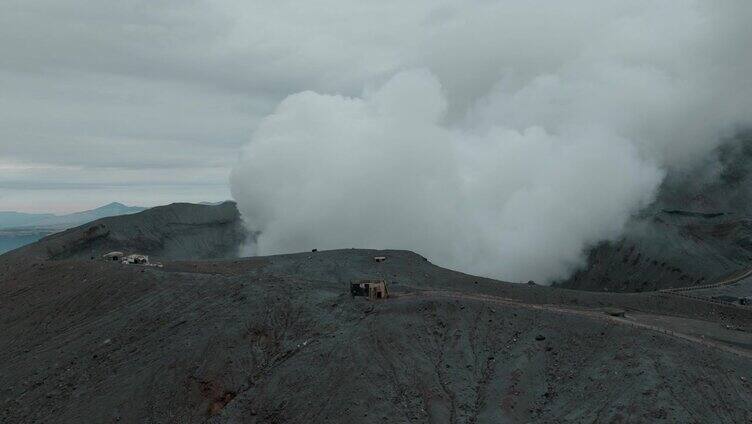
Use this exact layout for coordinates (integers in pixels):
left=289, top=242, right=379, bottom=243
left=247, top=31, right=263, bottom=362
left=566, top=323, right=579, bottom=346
left=231, top=2, right=752, bottom=282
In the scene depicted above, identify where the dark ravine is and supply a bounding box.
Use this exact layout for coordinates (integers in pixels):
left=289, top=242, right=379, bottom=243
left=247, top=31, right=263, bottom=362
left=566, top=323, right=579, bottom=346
left=554, top=211, right=752, bottom=292
left=3, top=203, right=752, bottom=422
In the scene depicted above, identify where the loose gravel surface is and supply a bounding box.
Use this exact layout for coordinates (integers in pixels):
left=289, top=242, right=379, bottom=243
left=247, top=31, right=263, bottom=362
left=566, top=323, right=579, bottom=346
left=3, top=248, right=752, bottom=423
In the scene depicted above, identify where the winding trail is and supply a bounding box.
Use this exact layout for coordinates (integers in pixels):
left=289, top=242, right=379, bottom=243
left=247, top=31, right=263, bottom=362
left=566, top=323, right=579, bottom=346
left=661, top=267, right=752, bottom=293
left=411, top=290, right=752, bottom=360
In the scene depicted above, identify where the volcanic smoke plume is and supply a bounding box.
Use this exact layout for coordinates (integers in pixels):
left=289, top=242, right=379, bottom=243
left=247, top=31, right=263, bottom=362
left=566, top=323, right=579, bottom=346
left=231, top=1, right=752, bottom=283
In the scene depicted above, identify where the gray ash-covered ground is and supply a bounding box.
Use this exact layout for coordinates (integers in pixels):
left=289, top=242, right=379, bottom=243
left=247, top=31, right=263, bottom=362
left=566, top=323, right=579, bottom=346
left=557, top=212, right=752, bottom=292
left=694, top=275, right=752, bottom=300
left=3, top=207, right=752, bottom=422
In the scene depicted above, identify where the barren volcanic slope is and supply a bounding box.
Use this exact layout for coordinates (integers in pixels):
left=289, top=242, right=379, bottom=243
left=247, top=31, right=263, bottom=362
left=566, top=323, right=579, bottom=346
left=559, top=135, right=752, bottom=293
left=2, top=201, right=248, bottom=263
left=2, top=205, right=752, bottom=422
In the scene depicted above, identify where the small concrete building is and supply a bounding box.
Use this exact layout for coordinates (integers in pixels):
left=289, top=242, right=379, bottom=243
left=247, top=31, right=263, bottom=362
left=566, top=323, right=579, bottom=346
left=351, top=280, right=389, bottom=300
left=373, top=256, right=386, bottom=263
left=102, top=251, right=124, bottom=262
left=124, top=254, right=149, bottom=265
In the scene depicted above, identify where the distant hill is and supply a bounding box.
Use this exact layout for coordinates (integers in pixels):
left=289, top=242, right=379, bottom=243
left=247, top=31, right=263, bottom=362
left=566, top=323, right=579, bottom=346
left=198, top=200, right=230, bottom=206
left=2, top=201, right=247, bottom=261
left=0, top=211, right=55, bottom=228
left=0, top=202, right=146, bottom=230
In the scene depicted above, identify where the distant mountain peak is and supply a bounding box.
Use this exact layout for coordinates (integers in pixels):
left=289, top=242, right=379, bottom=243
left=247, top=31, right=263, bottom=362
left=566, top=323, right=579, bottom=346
left=96, top=202, right=137, bottom=211
left=0, top=202, right=147, bottom=230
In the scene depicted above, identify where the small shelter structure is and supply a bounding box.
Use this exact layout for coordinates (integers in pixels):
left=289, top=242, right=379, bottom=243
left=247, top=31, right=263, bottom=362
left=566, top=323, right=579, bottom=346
left=124, top=254, right=149, bottom=265
left=350, top=280, right=389, bottom=300
left=373, top=256, right=386, bottom=263
left=103, top=251, right=124, bottom=262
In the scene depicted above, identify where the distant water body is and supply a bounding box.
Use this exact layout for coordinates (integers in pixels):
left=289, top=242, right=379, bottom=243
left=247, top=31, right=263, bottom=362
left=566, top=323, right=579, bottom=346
left=0, top=230, right=54, bottom=254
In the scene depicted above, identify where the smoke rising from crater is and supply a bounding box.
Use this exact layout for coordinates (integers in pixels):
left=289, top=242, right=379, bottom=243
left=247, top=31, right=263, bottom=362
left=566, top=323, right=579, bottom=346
left=231, top=1, right=752, bottom=282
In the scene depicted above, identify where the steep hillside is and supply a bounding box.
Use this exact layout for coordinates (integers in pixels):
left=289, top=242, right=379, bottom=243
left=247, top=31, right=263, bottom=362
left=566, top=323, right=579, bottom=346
left=557, top=211, right=752, bottom=292
left=559, top=134, right=752, bottom=292
left=4, top=180, right=752, bottom=422
left=0, top=202, right=152, bottom=255
left=1, top=201, right=248, bottom=262
left=3, top=245, right=752, bottom=421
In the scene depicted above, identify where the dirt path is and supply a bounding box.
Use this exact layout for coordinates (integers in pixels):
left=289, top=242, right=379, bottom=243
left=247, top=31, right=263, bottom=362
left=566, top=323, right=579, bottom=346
left=412, top=290, right=752, bottom=360
left=661, top=267, right=752, bottom=293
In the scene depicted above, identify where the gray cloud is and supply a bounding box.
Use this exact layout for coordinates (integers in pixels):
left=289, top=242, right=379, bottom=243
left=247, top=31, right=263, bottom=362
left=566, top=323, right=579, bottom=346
left=0, top=0, right=436, bottom=211
left=231, top=1, right=752, bottom=282
left=2, top=1, right=751, bottom=281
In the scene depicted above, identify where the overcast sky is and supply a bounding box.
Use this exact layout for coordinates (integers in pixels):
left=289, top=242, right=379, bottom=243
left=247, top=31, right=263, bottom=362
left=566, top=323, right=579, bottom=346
left=1, top=0, right=465, bottom=213
left=1, top=1, right=751, bottom=216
